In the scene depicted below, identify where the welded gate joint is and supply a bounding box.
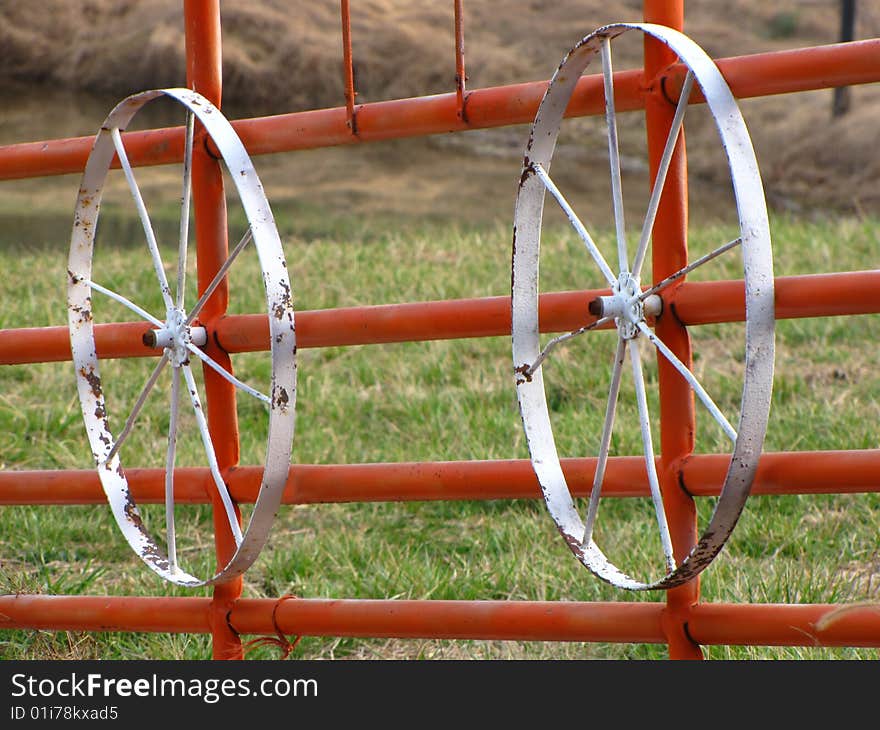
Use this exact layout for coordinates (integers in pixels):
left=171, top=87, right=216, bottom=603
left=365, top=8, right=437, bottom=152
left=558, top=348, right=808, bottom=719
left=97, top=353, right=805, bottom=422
left=661, top=604, right=703, bottom=659
left=227, top=594, right=302, bottom=659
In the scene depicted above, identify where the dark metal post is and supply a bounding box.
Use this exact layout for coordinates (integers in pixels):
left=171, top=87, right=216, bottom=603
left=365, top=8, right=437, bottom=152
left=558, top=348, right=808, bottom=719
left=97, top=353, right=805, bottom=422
left=832, top=0, right=857, bottom=117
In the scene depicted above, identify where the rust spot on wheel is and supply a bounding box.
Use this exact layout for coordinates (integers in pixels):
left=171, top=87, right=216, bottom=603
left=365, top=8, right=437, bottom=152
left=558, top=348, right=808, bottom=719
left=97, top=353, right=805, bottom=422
left=514, top=363, right=533, bottom=384
left=80, top=367, right=102, bottom=398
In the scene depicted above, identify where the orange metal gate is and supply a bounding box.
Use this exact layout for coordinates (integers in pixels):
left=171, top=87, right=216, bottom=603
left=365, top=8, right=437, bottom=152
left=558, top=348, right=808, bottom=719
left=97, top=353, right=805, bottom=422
left=1, top=0, right=879, bottom=659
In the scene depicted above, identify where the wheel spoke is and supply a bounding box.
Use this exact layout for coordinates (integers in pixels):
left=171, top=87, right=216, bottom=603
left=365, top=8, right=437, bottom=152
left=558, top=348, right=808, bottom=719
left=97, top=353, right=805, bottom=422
left=637, top=321, right=737, bottom=442
left=185, top=227, right=253, bottom=326
left=582, top=337, right=626, bottom=546
left=181, top=364, right=244, bottom=546
left=165, top=366, right=181, bottom=572
left=521, top=315, right=614, bottom=379
left=601, top=38, right=629, bottom=273
left=110, top=128, right=174, bottom=311
left=531, top=163, right=617, bottom=286
left=632, top=70, right=695, bottom=278
left=176, top=110, right=195, bottom=309
left=84, top=279, right=164, bottom=328
left=639, top=237, right=742, bottom=301
left=103, top=353, right=169, bottom=464
left=184, top=342, right=271, bottom=405
left=629, top=339, right=676, bottom=573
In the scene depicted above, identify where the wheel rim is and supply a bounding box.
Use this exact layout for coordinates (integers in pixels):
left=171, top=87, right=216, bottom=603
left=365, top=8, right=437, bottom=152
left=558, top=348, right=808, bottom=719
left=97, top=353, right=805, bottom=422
left=68, top=89, right=296, bottom=587
left=511, top=23, right=775, bottom=590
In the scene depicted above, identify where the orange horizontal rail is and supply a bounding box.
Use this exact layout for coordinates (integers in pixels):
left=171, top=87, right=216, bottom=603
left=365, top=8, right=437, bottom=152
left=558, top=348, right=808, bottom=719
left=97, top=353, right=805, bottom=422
left=0, top=40, right=877, bottom=181
left=663, top=37, right=880, bottom=103
left=0, top=594, right=665, bottom=642
left=0, top=321, right=151, bottom=366
left=1, top=594, right=878, bottom=648
left=0, top=595, right=211, bottom=634
left=1, top=450, right=876, bottom=505
left=688, top=603, right=880, bottom=648
left=0, top=290, right=578, bottom=364
left=2, top=270, right=878, bottom=365
left=673, top=270, right=880, bottom=326
left=238, top=598, right=665, bottom=643
left=256, top=600, right=880, bottom=647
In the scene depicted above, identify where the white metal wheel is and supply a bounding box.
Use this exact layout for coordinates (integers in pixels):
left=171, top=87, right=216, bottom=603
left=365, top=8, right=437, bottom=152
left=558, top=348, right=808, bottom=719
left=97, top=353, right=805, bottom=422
left=68, top=89, right=296, bottom=586
left=511, top=24, right=775, bottom=590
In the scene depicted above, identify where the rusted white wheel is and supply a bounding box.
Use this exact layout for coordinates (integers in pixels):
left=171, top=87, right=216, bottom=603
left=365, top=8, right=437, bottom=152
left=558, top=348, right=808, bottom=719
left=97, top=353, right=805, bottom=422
left=68, top=89, right=296, bottom=586
left=512, top=24, right=775, bottom=590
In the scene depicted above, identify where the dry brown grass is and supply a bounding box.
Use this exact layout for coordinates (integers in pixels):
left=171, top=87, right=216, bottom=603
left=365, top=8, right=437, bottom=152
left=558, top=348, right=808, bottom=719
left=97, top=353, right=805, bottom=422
left=4, top=1, right=877, bottom=105
left=1, top=1, right=878, bottom=223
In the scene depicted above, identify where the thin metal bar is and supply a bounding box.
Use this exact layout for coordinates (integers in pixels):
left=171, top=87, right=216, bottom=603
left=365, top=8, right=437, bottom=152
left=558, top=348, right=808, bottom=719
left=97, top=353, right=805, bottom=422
left=629, top=339, right=676, bottom=573
left=524, top=315, right=613, bottom=377
left=165, top=366, right=181, bottom=572
left=341, top=0, right=358, bottom=135
left=104, top=353, right=170, bottom=463
left=832, top=0, right=857, bottom=117
left=454, top=0, right=467, bottom=121
left=177, top=111, right=195, bottom=310
left=632, top=71, right=694, bottom=278
left=532, top=163, right=617, bottom=285
left=110, top=128, right=174, bottom=311
left=639, top=237, right=741, bottom=301
left=637, top=321, right=737, bottom=442
left=601, top=38, right=629, bottom=273
left=185, top=228, right=252, bottom=326
left=184, top=341, right=270, bottom=404
left=181, top=363, right=243, bottom=545
left=84, top=280, right=164, bottom=329
left=582, top=337, right=626, bottom=545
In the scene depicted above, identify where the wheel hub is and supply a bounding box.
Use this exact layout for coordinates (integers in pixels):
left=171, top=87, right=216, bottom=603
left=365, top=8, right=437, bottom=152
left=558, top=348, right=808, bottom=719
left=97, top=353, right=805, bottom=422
left=589, top=272, right=660, bottom=340
left=143, top=308, right=207, bottom=366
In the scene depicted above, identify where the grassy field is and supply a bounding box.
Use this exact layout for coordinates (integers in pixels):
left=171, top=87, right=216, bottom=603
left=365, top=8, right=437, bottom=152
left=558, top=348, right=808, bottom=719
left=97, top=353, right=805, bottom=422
left=0, top=205, right=878, bottom=660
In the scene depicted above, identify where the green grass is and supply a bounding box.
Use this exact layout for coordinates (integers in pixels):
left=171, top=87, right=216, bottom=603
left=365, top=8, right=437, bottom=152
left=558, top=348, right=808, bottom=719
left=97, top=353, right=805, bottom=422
left=1, top=211, right=879, bottom=660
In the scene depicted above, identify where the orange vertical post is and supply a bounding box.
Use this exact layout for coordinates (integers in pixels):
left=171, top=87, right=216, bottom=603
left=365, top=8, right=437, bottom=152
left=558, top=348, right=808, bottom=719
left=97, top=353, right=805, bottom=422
left=642, top=0, right=703, bottom=659
left=184, top=0, right=244, bottom=660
